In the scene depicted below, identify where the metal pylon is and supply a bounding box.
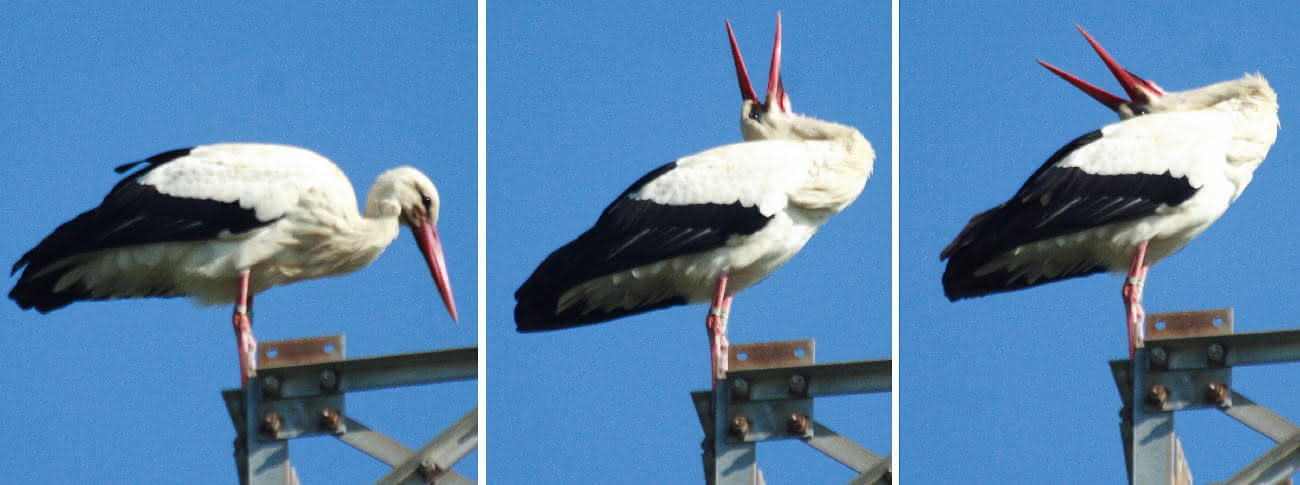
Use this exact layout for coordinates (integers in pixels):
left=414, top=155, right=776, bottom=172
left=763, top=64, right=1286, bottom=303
left=1114, top=309, right=1300, bottom=485
left=692, top=339, right=892, bottom=485
left=224, top=335, right=477, bottom=485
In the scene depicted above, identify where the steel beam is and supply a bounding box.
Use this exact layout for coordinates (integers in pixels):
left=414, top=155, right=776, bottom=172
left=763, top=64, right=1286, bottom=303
left=255, top=346, right=475, bottom=400
left=723, top=359, right=891, bottom=402
left=804, top=421, right=884, bottom=473
left=1215, top=431, right=1300, bottom=485
left=235, top=377, right=300, bottom=485
left=709, top=381, right=762, bottom=485
left=373, top=408, right=478, bottom=485
left=1127, top=349, right=1189, bottom=485
left=337, top=416, right=420, bottom=467
left=1223, top=392, right=1300, bottom=444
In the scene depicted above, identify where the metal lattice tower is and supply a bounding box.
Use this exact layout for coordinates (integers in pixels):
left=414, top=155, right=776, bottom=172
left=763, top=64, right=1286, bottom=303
left=224, top=335, right=477, bottom=484
left=693, top=339, right=892, bottom=484
left=1115, top=309, right=1300, bottom=484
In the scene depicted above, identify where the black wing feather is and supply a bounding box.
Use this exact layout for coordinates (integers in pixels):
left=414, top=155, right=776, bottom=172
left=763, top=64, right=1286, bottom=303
left=10, top=148, right=275, bottom=312
left=515, top=161, right=771, bottom=331
left=941, top=130, right=1198, bottom=300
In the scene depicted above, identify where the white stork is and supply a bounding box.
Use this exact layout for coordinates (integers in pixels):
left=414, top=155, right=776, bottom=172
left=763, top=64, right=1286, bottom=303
left=941, top=26, right=1278, bottom=354
left=9, top=143, right=458, bottom=385
left=514, top=15, right=873, bottom=383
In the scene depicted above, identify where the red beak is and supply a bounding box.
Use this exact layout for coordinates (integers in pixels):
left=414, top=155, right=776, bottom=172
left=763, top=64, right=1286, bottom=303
left=412, top=221, right=458, bottom=322
left=726, top=13, right=788, bottom=113
left=1037, top=25, right=1164, bottom=112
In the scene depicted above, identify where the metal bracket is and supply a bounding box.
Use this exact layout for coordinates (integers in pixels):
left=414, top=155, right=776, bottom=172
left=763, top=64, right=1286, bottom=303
left=729, top=339, right=815, bottom=371
left=1116, top=308, right=1300, bottom=484
left=234, top=336, right=351, bottom=440
left=226, top=336, right=477, bottom=485
left=259, top=335, right=345, bottom=369
left=1140, top=309, right=1235, bottom=412
left=696, top=338, right=891, bottom=485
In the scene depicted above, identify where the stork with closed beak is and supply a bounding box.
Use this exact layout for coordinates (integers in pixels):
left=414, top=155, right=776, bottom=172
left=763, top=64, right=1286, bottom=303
left=10, top=143, right=459, bottom=386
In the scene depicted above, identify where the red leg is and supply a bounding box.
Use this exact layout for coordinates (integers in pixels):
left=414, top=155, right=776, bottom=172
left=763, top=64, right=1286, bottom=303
left=707, top=273, right=730, bottom=387
left=1122, top=241, right=1148, bottom=359
left=718, top=294, right=734, bottom=380
left=232, top=270, right=257, bottom=387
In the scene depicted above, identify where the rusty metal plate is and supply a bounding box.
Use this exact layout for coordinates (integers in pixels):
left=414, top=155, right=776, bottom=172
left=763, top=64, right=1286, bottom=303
left=1147, top=309, right=1233, bottom=341
left=729, top=339, right=815, bottom=371
left=259, top=335, right=346, bottom=369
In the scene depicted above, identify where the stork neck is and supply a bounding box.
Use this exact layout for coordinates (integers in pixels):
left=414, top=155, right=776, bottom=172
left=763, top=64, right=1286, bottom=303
left=330, top=213, right=401, bottom=274
left=784, top=115, right=863, bottom=145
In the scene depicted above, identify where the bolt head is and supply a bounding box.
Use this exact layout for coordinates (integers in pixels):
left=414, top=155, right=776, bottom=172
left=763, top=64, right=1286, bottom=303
left=1149, top=347, right=1168, bottom=367
left=786, top=413, right=809, bottom=434
left=788, top=374, right=808, bottom=396
left=418, top=461, right=444, bottom=482
left=1206, top=382, right=1230, bottom=406
left=260, top=374, right=281, bottom=397
left=319, top=369, right=338, bottom=391
left=1146, top=384, right=1169, bottom=407
left=729, top=416, right=751, bottom=438
left=260, top=412, right=283, bottom=435
left=319, top=408, right=342, bottom=431
left=1207, top=343, right=1226, bottom=365
left=729, top=378, right=750, bottom=401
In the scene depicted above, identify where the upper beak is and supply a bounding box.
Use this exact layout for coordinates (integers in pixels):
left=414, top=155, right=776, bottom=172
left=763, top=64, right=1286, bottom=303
left=1037, top=25, right=1164, bottom=112
left=412, top=220, right=458, bottom=322
left=726, top=13, right=789, bottom=113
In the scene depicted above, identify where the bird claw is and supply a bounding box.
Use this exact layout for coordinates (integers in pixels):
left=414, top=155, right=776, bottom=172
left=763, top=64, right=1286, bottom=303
left=1123, top=278, right=1147, bottom=357
left=707, top=274, right=732, bottom=386
left=233, top=311, right=258, bottom=386
left=707, top=313, right=727, bottom=384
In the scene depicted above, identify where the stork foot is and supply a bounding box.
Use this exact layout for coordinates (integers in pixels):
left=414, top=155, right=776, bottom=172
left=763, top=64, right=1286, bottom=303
left=1124, top=242, right=1150, bottom=359
left=233, top=310, right=257, bottom=387
left=709, top=298, right=733, bottom=383
left=707, top=274, right=731, bottom=387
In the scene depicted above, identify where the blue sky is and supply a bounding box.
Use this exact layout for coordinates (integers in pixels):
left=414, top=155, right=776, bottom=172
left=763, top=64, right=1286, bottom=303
left=8, top=2, right=1299, bottom=484
left=904, top=2, right=1300, bottom=482
left=488, top=2, right=890, bottom=483
left=0, top=3, right=476, bottom=483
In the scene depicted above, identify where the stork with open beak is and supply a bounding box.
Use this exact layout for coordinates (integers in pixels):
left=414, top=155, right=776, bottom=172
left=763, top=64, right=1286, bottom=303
left=941, top=26, right=1278, bottom=355
left=514, top=14, right=874, bottom=384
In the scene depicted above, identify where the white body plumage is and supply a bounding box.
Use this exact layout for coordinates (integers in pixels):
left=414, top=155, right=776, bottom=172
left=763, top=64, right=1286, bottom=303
left=559, top=133, right=873, bottom=314
left=11, top=143, right=457, bottom=320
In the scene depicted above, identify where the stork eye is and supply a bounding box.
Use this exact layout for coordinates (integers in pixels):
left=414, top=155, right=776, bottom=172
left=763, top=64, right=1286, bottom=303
left=421, top=195, right=433, bottom=209
left=1131, top=105, right=1150, bottom=116
left=748, top=108, right=764, bottom=121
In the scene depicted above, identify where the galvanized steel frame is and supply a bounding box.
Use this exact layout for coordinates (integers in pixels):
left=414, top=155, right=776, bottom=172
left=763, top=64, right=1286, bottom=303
left=224, top=339, right=477, bottom=485
left=1114, top=310, right=1300, bottom=485
left=693, top=340, right=892, bottom=485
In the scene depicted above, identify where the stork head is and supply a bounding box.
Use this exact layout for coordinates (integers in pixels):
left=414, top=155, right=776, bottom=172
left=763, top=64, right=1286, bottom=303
left=368, top=166, right=458, bottom=322
left=728, top=14, right=794, bottom=140
left=1037, top=26, right=1167, bottom=120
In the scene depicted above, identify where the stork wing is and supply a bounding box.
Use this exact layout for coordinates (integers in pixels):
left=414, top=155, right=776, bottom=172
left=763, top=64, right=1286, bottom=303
left=940, top=111, right=1235, bottom=300
left=10, top=144, right=349, bottom=312
left=515, top=140, right=818, bottom=330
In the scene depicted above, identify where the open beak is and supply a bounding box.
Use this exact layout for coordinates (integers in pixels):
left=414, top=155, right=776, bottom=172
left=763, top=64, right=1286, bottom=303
left=726, top=13, right=789, bottom=113
left=412, top=220, right=458, bottom=322
left=1037, top=25, right=1165, bottom=112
